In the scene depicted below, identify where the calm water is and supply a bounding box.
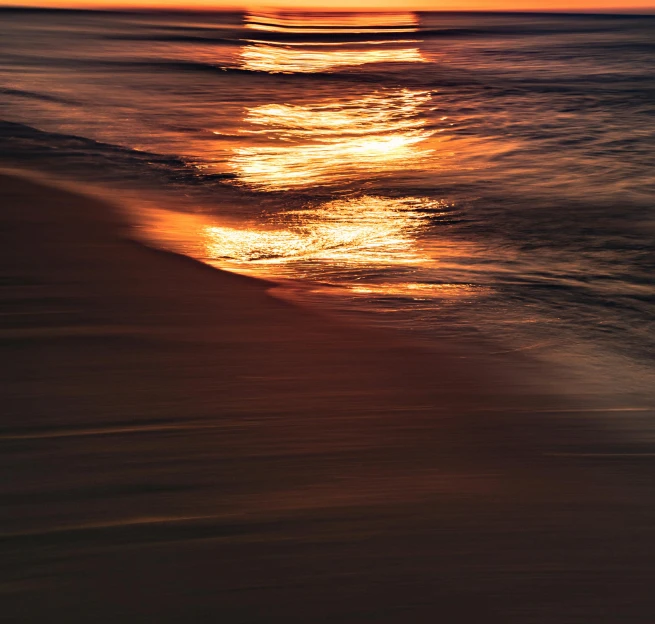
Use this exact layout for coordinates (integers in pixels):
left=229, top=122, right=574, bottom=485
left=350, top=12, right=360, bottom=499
left=1, top=9, right=654, bottom=411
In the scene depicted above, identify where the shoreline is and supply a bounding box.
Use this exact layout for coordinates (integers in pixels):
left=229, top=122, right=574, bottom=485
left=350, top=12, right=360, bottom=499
left=2, top=171, right=655, bottom=622
left=9, top=167, right=553, bottom=379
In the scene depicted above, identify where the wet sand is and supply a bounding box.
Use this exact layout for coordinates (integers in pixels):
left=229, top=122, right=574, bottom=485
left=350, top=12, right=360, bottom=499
left=2, top=172, right=655, bottom=622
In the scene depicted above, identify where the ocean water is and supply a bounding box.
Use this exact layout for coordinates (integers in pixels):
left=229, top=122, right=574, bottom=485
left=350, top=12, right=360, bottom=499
left=1, top=9, right=654, bottom=412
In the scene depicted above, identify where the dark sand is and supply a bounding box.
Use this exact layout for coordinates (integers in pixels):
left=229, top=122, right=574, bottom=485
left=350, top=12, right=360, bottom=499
left=2, top=172, right=655, bottom=622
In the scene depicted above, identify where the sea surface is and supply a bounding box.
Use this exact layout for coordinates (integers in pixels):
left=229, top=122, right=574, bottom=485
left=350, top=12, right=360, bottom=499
left=1, top=9, right=654, bottom=415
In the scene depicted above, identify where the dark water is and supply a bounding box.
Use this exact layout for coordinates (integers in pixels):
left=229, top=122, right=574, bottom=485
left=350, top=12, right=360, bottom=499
left=1, top=9, right=654, bottom=411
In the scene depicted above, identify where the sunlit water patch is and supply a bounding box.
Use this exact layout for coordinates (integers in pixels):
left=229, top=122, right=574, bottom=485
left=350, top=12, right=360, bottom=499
left=134, top=193, right=493, bottom=312
left=240, top=43, right=425, bottom=74
left=243, top=11, right=420, bottom=34
left=230, top=89, right=436, bottom=190
left=139, top=195, right=444, bottom=267
left=240, top=11, right=424, bottom=73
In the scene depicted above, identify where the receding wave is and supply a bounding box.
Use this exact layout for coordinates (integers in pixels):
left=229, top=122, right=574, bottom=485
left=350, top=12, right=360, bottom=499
left=0, top=120, right=233, bottom=187
left=103, top=34, right=234, bottom=44
left=0, top=87, right=76, bottom=105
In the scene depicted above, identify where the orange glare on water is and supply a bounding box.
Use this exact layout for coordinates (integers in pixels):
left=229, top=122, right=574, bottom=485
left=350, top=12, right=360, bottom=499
left=241, top=43, right=425, bottom=73
left=244, top=11, right=420, bottom=34
left=230, top=89, right=434, bottom=190
left=135, top=195, right=485, bottom=301
left=140, top=196, right=441, bottom=264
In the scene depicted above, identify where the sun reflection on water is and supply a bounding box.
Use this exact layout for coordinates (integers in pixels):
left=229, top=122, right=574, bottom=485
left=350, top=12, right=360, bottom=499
left=145, top=12, right=478, bottom=305
left=229, top=12, right=435, bottom=190
left=244, top=11, right=420, bottom=34
left=205, top=195, right=443, bottom=265
left=240, top=11, right=424, bottom=73
left=136, top=194, right=486, bottom=302
left=140, top=195, right=445, bottom=267
left=241, top=44, right=425, bottom=74
left=230, top=89, right=434, bottom=190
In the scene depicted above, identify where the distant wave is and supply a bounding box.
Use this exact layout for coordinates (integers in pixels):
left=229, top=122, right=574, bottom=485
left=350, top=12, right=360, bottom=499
left=0, top=87, right=76, bottom=105
left=0, top=120, right=178, bottom=162
left=0, top=120, right=235, bottom=186
left=95, top=60, right=418, bottom=85
left=102, top=34, right=235, bottom=44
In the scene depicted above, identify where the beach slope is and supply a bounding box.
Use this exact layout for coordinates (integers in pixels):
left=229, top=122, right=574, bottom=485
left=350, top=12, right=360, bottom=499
left=1, top=173, right=654, bottom=623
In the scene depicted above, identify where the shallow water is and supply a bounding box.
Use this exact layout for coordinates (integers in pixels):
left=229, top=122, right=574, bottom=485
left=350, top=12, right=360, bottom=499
left=1, top=8, right=654, bottom=410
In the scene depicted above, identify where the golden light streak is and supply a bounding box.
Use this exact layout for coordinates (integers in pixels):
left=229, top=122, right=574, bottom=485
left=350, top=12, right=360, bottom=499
left=244, top=39, right=421, bottom=46
left=240, top=43, right=425, bottom=73
left=203, top=196, right=439, bottom=264
left=232, top=133, right=430, bottom=188
left=346, top=282, right=489, bottom=298
left=245, top=23, right=418, bottom=33
left=136, top=197, right=488, bottom=302
left=244, top=11, right=419, bottom=33
left=139, top=196, right=445, bottom=268
left=240, top=11, right=424, bottom=73
left=230, top=89, right=434, bottom=190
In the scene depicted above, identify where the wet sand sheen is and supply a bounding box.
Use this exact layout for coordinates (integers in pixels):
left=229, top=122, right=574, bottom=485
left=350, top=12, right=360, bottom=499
left=2, top=172, right=655, bottom=622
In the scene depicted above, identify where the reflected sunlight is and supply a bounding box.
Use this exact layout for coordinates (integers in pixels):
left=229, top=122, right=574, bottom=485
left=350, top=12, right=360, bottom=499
left=244, top=11, right=420, bottom=34
left=136, top=195, right=487, bottom=301
left=139, top=195, right=447, bottom=269
left=231, top=11, right=433, bottom=189
left=346, top=282, right=488, bottom=299
left=240, top=10, right=424, bottom=73
left=241, top=43, right=425, bottom=73
left=230, top=89, right=434, bottom=190
left=202, top=196, right=441, bottom=264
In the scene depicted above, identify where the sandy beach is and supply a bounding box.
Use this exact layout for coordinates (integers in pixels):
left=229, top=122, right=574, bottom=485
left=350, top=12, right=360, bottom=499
left=2, top=171, right=655, bottom=622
